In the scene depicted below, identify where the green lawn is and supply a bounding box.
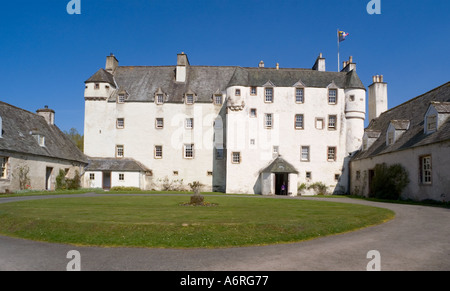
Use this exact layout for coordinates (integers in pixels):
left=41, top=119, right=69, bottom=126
left=0, top=195, right=394, bottom=248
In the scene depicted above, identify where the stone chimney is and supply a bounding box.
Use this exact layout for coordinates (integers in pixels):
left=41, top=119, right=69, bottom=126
left=276, top=63, right=279, bottom=70
left=176, top=52, right=190, bottom=83
left=259, top=60, right=265, bottom=68
left=368, top=75, right=388, bottom=122
left=341, top=56, right=356, bottom=72
left=105, top=53, right=119, bottom=74
left=36, top=106, right=55, bottom=125
left=312, top=53, right=326, bottom=71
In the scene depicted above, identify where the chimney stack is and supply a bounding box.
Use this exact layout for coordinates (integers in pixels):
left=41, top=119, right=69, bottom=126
left=368, top=75, right=388, bottom=122
left=341, top=56, right=356, bottom=72
left=259, top=60, right=265, bottom=68
left=105, top=53, right=119, bottom=74
left=36, top=106, right=55, bottom=125
left=276, top=63, right=279, bottom=70
left=312, top=53, right=326, bottom=71
left=176, top=52, right=190, bottom=82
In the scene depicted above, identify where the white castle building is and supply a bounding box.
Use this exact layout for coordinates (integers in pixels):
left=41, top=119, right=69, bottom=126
left=83, top=52, right=384, bottom=195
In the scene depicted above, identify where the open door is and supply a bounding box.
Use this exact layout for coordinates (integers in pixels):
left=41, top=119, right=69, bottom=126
left=275, top=173, right=288, bottom=195
left=45, top=167, right=53, bottom=190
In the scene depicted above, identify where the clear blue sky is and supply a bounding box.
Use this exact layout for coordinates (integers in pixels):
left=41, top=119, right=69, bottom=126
left=1, top=0, right=449, bottom=133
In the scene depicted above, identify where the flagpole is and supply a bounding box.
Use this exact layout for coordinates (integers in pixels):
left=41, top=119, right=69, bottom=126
left=337, top=29, right=340, bottom=72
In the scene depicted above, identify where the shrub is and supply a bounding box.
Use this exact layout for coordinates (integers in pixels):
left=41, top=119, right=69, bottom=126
left=370, top=163, right=409, bottom=200
left=56, top=170, right=81, bottom=190
left=56, top=169, right=67, bottom=190
left=308, top=182, right=328, bottom=195
left=297, top=183, right=307, bottom=195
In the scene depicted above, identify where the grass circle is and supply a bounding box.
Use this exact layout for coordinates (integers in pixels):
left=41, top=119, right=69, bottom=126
left=0, top=195, right=394, bottom=248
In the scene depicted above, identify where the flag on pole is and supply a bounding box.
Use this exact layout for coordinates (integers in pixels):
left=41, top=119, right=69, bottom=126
left=338, top=31, right=349, bottom=42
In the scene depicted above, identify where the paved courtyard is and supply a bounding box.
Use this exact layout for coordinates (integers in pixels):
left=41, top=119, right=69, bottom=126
left=0, top=194, right=449, bottom=271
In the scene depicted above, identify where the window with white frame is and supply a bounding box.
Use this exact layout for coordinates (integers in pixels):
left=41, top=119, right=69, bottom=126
left=186, top=118, right=194, bottom=129
left=156, top=94, right=164, bottom=104
left=250, top=87, right=257, bottom=95
left=295, top=114, right=304, bottom=129
left=154, top=145, right=163, bottom=159
left=265, top=88, right=273, bottom=103
left=89, top=173, right=95, bottom=180
left=117, top=118, right=125, bottom=129
left=328, top=115, right=337, bottom=130
left=0, top=157, right=8, bottom=179
left=420, top=155, right=432, bottom=184
left=296, top=88, right=304, bottom=103
left=116, top=145, right=124, bottom=158
left=301, top=146, right=310, bottom=162
left=184, top=144, right=194, bottom=159
left=186, top=94, right=194, bottom=105
left=328, top=89, right=337, bottom=104
left=232, top=152, right=241, bottom=164
left=235, top=89, right=241, bottom=96
left=119, top=173, right=125, bottom=181
left=265, top=113, right=273, bottom=128
left=250, top=108, right=257, bottom=118
left=155, top=118, right=164, bottom=129
left=327, top=146, right=336, bottom=161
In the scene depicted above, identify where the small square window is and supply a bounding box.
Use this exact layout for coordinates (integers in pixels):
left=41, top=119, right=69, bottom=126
left=207, top=171, right=213, bottom=176
left=250, top=139, right=256, bottom=145
left=306, top=172, right=312, bottom=180
left=119, top=173, right=125, bottom=181
left=186, top=118, right=194, bottom=129
left=116, top=145, right=124, bottom=157
left=235, top=89, right=241, bottom=96
left=250, top=87, right=257, bottom=95
left=316, top=118, right=324, bottom=130
left=250, top=108, right=257, bottom=118
left=327, top=147, right=336, bottom=161
left=155, top=118, right=164, bottom=129
left=89, top=173, right=95, bottom=180
left=94, top=83, right=100, bottom=90
left=118, top=94, right=125, bottom=103
left=273, top=146, right=279, bottom=154
left=173, top=171, right=179, bottom=176
left=232, top=152, right=241, bottom=164
left=335, top=174, right=340, bottom=181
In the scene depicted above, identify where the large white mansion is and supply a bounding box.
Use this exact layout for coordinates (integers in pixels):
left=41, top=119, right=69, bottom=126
left=83, top=52, right=387, bottom=195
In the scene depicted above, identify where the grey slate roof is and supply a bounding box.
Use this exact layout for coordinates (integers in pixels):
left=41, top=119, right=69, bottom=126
left=352, top=82, right=450, bottom=161
left=85, top=64, right=365, bottom=104
left=85, top=158, right=150, bottom=172
left=85, top=68, right=116, bottom=86
left=431, top=101, right=450, bottom=113
left=261, top=156, right=299, bottom=174
left=0, top=102, right=88, bottom=164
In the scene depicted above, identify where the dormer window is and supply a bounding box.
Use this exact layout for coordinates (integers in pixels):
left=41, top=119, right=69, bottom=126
left=214, top=94, right=223, bottom=105
left=186, top=94, right=194, bottom=105
left=363, top=130, right=381, bottom=151
left=424, top=102, right=450, bottom=134
left=386, top=120, right=410, bottom=146
left=94, top=83, right=100, bottom=90
left=156, top=94, right=164, bottom=105
left=33, top=134, right=45, bottom=147
left=328, top=89, right=337, bottom=104
left=296, top=88, right=304, bottom=103
left=265, top=88, right=274, bottom=103
left=118, top=94, right=126, bottom=103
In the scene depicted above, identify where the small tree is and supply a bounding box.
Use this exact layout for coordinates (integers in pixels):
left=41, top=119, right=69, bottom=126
left=56, top=169, right=67, bottom=190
